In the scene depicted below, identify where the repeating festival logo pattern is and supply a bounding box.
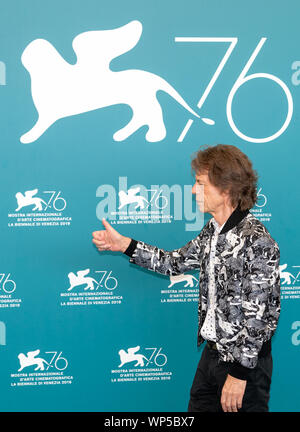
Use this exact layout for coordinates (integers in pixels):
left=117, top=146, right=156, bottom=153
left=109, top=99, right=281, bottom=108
left=11, top=349, right=73, bottom=387
left=60, top=268, right=123, bottom=307
left=8, top=188, right=72, bottom=228
left=111, top=345, right=172, bottom=383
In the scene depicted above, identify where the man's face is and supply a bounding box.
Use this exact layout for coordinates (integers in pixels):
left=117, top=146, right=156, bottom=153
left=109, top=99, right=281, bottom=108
left=192, top=172, right=228, bottom=214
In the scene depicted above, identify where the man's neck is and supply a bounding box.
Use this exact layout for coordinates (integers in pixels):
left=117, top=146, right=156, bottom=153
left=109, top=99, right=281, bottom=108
left=210, top=204, right=236, bottom=227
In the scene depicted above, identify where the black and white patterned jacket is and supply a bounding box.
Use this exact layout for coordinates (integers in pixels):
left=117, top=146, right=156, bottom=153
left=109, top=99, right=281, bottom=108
left=124, top=206, right=281, bottom=380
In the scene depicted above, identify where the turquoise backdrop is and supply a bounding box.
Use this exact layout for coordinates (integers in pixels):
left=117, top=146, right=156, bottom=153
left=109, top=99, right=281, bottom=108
left=0, top=0, right=299, bottom=412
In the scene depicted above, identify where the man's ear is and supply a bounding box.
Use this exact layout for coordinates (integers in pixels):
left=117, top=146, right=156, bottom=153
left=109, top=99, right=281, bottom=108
left=222, top=189, right=232, bottom=205
left=221, top=188, right=230, bottom=198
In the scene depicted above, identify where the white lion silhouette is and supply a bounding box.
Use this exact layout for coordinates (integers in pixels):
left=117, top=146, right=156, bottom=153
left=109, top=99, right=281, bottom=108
left=19, top=20, right=208, bottom=144
left=168, top=274, right=198, bottom=288
left=118, top=187, right=148, bottom=210
left=279, top=264, right=295, bottom=285
left=18, top=350, right=51, bottom=371
left=118, top=346, right=148, bottom=367
left=15, top=189, right=47, bottom=211
left=67, top=269, right=98, bottom=291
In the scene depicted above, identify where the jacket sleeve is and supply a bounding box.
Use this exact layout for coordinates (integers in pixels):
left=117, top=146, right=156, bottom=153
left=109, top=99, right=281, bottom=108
left=228, top=235, right=281, bottom=380
left=123, top=233, right=204, bottom=276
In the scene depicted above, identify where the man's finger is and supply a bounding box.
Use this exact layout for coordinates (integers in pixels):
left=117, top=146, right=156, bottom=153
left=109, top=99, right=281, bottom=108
left=92, top=231, right=98, bottom=239
left=223, top=393, right=233, bottom=412
left=94, top=243, right=107, bottom=249
left=226, top=402, right=233, bottom=412
left=92, top=238, right=103, bottom=246
left=92, top=237, right=105, bottom=245
left=221, top=394, right=228, bottom=412
left=92, top=239, right=110, bottom=249
left=92, top=231, right=105, bottom=240
left=102, top=218, right=116, bottom=232
left=96, top=244, right=110, bottom=251
left=237, top=396, right=243, bottom=410
left=231, top=400, right=238, bottom=412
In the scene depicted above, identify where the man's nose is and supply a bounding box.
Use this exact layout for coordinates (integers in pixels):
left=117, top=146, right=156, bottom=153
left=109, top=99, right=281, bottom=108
left=192, top=183, right=196, bottom=194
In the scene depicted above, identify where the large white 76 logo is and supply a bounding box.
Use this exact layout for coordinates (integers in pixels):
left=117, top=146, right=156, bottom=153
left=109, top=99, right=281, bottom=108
left=0, top=273, right=16, bottom=293
left=176, top=37, right=293, bottom=143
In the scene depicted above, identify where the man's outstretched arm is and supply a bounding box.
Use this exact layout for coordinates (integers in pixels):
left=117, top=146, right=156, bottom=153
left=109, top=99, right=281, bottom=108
left=92, top=218, right=204, bottom=276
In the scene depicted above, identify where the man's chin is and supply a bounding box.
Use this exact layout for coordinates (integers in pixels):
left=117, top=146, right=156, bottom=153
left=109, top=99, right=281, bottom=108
left=196, top=204, right=206, bottom=214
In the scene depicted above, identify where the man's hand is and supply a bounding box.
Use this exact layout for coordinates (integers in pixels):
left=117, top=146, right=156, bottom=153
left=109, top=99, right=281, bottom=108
left=92, top=218, right=131, bottom=253
left=221, top=374, right=247, bottom=412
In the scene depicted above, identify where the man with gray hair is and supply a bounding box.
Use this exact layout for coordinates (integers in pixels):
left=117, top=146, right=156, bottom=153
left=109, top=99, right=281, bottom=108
left=92, top=144, right=280, bottom=412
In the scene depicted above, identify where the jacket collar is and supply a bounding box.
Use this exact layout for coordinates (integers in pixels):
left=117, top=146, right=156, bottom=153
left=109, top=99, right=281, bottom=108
left=209, top=204, right=250, bottom=235
left=220, top=205, right=249, bottom=234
